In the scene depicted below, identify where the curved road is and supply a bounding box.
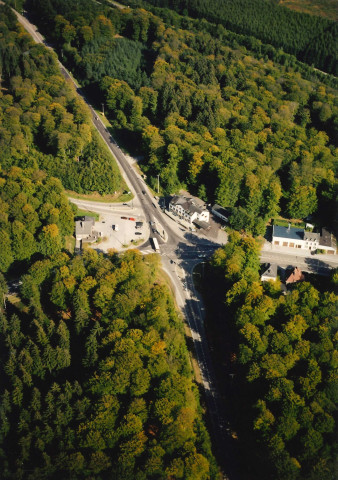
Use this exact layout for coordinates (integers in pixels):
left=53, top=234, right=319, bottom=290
left=10, top=5, right=234, bottom=478
left=9, top=6, right=337, bottom=478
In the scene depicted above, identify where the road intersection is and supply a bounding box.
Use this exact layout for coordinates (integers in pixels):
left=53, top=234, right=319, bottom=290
left=10, top=6, right=337, bottom=478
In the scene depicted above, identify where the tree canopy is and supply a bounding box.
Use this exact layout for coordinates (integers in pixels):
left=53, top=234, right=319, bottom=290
left=0, top=248, right=219, bottom=479
left=205, top=233, right=337, bottom=480
left=0, top=5, right=123, bottom=195
left=29, top=0, right=338, bottom=235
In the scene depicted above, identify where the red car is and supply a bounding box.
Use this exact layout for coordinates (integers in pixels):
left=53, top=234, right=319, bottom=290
left=128, top=217, right=135, bottom=221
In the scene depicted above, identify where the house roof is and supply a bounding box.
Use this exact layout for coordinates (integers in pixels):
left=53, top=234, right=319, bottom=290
left=261, top=263, right=277, bottom=280
left=304, top=232, right=320, bottom=242
left=212, top=204, right=230, bottom=218
left=81, top=216, right=95, bottom=224
left=285, top=267, right=305, bottom=284
left=273, top=225, right=304, bottom=241
left=193, top=219, right=210, bottom=230
left=320, top=228, right=334, bottom=248
left=170, top=195, right=204, bottom=215
left=75, top=219, right=94, bottom=237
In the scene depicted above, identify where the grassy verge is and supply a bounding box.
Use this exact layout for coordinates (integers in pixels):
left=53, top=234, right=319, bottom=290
left=66, top=190, right=133, bottom=203
left=75, top=209, right=100, bottom=220
left=273, top=217, right=306, bottom=228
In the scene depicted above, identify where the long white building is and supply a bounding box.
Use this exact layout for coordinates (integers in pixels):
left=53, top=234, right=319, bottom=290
left=272, top=225, right=336, bottom=254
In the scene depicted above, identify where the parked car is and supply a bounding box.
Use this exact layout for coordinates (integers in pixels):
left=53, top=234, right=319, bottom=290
left=121, top=216, right=127, bottom=219
left=135, top=232, right=142, bottom=235
left=129, top=217, right=135, bottom=221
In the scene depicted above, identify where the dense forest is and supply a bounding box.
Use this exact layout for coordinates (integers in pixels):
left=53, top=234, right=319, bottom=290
left=1, top=3, right=336, bottom=480
left=0, top=248, right=218, bottom=479
left=0, top=5, right=219, bottom=479
left=204, top=233, right=337, bottom=480
left=0, top=4, right=123, bottom=195
left=0, top=167, right=74, bottom=274
left=29, top=0, right=338, bottom=235
left=126, top=0, right=337, bottom=75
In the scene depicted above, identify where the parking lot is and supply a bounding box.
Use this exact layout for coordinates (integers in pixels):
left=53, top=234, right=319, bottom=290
left=91, top=212, right=148, bottom=252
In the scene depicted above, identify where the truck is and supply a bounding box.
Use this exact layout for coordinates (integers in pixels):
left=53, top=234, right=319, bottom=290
left=151, top=237, right=160, bottom=252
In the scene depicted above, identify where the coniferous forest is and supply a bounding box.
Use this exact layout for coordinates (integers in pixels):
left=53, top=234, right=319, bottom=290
left=127, top=0, right=338, bottom=75
left=29, top=0, right=338, bottom=235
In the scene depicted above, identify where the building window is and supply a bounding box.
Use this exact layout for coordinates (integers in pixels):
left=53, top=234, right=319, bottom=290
left=289, top=243, right=294, bottom=248
left=274, top=241, right=279, bottom=245
left=283, top=242, right=288, bottom=246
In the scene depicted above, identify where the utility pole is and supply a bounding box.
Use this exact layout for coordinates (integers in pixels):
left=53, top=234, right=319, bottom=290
left=157, top=174, right=160, bottom=194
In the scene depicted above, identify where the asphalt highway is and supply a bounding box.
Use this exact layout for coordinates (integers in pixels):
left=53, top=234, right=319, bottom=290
left=9, top=6, right=337, bottom=478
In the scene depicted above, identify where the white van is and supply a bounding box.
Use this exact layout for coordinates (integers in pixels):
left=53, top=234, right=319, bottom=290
left=113, top=224, right=119, bottom=231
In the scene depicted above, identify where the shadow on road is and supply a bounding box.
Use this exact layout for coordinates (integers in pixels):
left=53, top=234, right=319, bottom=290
left=303, top=256, right=333, bottom=275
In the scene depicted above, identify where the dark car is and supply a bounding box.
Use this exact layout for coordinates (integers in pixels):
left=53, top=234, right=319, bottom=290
left=135, top=232, right=142, bottom=235
left=142, top=190, right=146, bottom=194
left=121, top=216, right=127, bottom=219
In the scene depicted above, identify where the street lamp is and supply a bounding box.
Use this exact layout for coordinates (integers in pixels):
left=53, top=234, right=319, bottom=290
left=101, top=103, right=105, bottom=115
left=157, top=174, right=160, bottom=194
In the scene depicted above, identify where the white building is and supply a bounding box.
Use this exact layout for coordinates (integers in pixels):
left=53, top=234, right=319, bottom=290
left=272, top=225, right=336, bottom=254
left=169, top=195, right=209, bottom=225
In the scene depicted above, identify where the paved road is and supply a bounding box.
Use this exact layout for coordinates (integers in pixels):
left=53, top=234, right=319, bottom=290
left=10, top=6, right=337, bottom=478
left=260, top=250, right=338, bottom=275
left=11, top=5, right=233, bottom=475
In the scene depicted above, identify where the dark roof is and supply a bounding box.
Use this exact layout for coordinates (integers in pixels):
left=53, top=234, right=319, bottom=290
left=273, top=225, right=304, bottom=241
left=193, top=219, right=210, bottom=230
left=212, top=204, right=230, bottom=218
left=320, top=228, right=333, bottom=247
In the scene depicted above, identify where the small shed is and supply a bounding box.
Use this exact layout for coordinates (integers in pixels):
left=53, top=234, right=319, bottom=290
left=211, top=204, right=230, bottom=223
